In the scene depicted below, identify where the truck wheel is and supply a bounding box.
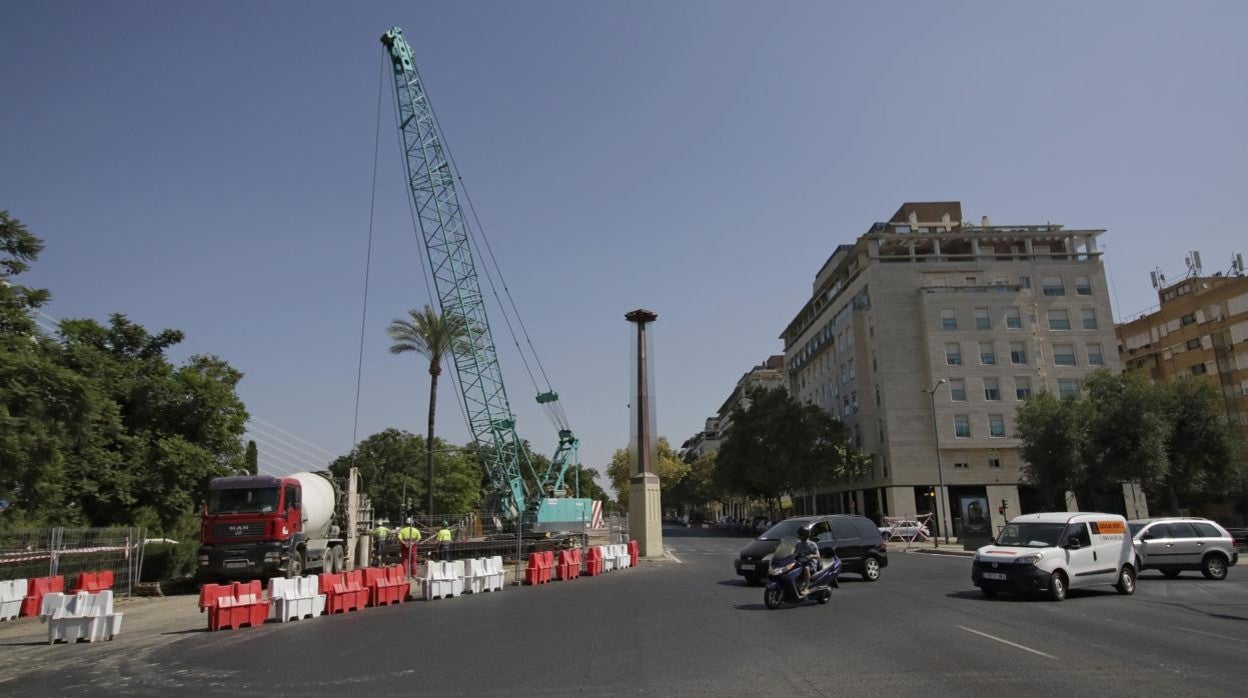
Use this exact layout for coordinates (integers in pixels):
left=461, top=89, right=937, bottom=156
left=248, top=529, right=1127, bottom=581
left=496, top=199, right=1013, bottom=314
left=286, top=549, right=305, bottom=578
left=329, top=546, right=344, bottom=573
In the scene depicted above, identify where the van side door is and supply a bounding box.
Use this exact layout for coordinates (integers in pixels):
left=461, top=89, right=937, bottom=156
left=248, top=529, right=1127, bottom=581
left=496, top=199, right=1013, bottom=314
left=1062, top=522, right=1102, bottom=587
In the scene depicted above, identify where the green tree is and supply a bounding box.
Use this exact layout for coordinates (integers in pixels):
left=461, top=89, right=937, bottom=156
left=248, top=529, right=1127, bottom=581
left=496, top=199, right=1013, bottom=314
left=1016, top=391, right=1086, bottom=510
left=1078, top=371, right=1170, bottom=503
left=387, top=305, right=468, bottom=516
left=606, top=437, right=686, bottom=510
left=713, top=388, right=865, bottom=515
left=1156, top=377, right=1245, bottom=513
left=0, top=210, right=49, bottom=338
left=329, top=429, right=483, bottom=520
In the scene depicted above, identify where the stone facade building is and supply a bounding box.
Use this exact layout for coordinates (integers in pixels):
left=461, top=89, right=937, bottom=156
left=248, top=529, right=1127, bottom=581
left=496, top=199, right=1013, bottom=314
left=781, top=202, right=1126, bottom=537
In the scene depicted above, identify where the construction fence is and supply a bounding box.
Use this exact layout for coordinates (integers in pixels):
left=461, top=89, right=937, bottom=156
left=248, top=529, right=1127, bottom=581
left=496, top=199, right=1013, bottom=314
left=0, top=527, right=146, bottom=597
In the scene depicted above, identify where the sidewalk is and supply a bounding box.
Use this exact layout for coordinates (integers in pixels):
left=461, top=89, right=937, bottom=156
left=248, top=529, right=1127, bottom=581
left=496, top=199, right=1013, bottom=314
left=888, top=537, right=975, bottom=557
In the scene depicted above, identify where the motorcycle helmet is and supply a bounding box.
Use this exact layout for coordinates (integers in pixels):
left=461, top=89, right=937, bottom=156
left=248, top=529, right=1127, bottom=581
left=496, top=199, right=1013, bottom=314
left=797, top=526, right=811, bottom=541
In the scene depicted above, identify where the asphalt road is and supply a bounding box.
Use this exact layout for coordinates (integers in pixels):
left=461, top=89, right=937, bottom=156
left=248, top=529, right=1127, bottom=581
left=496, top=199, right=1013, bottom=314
left=4, top=526, right=1247, bottom=696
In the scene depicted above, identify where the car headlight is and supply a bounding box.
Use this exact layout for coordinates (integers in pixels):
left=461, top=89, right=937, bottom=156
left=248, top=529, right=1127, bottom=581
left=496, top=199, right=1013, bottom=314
left=1016, top=554, right=1043, bottom=566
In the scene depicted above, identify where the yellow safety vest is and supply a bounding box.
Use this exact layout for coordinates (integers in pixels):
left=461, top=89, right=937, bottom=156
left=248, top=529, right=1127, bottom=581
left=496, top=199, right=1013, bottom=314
left=398, top=526, right=421, bottom=542
left=372, top=527, right=390, bottom=539
left=436, top=528, right=452, bottom=542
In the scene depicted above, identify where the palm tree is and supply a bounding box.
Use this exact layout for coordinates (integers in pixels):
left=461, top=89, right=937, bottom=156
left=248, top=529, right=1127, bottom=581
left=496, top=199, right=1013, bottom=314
left=387, top=305, right=469, bottom=516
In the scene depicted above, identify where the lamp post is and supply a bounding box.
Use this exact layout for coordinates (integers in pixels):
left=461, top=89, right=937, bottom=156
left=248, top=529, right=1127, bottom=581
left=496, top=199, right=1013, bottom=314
left=923, top=379, right=950, bottom=546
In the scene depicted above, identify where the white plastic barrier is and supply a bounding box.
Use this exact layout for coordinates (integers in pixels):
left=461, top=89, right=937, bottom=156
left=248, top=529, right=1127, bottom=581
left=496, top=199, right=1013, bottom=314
left=420, top=561, right=464, bottom=600
left=268, top=575, right=326, bottom=622
left=611, top=544, right=630, bottom=569
left=0, top=579, right=26, bottom=621
left=39, top=590, right=124, bottom=643
left=599, top=545, right=616, bottom=572
left=463, top=559, right=487, bottom=594
left=483, top=556, right=505, bottom=592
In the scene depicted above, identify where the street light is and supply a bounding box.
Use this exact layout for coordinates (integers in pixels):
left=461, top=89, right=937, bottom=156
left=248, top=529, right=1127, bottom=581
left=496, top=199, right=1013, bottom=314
left=922, top=379, right=950, bottom=547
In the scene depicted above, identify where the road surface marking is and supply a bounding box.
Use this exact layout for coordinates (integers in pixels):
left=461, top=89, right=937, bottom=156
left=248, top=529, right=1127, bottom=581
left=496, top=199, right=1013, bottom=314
left=957, top=625, right=1058, bottom=659
left=663, top=547, right=683, bottom=563
left=1171, top=626, right=1248, bottom=644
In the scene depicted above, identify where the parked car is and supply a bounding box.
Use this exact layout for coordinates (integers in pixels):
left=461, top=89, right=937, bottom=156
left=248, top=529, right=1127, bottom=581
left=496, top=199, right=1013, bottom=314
left=972, top=512, right=1136, bottom=601
left=879, top=520, right=931, bottom=540
left=733, top=515, right=888, bottom=585
left=1128, top=517, right=1239, bottom=580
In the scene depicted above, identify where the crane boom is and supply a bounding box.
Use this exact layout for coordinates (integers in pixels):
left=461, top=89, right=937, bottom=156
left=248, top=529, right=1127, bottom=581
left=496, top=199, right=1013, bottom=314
left=381, top=27, right=589, bottom=524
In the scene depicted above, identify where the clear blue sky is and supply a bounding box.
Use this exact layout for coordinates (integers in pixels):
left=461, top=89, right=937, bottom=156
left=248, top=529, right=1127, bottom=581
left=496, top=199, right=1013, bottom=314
left=4, top=2, right=1246, bottom=487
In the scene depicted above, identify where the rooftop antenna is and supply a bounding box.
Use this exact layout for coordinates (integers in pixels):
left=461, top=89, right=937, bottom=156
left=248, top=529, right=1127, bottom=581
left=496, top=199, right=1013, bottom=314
left=1149, top=267, right=1167, bottom=289
left=1232, top=253, right=1244, bottom=277
left=1185, top=250, right=1203, bottom=277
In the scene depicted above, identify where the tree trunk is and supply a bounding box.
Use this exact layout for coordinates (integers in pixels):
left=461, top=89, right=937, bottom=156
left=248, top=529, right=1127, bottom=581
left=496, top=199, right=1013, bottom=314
left=1165, top=482, right=1181, bottom=515
left=427, top=368, right=438, bottom=516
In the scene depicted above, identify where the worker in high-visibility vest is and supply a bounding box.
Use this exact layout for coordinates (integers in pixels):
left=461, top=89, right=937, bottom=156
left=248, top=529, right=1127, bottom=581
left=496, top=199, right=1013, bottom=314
left=371, top=522, right=391, bottom=562
left=397, top=518, right=422, bottom=578
left=436, top=521, right=453, bottom=561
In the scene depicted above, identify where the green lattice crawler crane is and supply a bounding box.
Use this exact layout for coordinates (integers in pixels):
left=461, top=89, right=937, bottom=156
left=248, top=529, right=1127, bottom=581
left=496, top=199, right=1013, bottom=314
left=381, top=27, right=591, bottom=528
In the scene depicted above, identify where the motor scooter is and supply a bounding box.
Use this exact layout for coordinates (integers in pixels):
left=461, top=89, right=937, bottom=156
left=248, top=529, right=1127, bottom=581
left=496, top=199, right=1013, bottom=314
left=763, top=547, right=841, bottom=609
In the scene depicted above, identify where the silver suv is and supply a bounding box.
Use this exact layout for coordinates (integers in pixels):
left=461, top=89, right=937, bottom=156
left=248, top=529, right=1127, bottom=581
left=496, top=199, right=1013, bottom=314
left=1128, top=518, right=1239, bottom=580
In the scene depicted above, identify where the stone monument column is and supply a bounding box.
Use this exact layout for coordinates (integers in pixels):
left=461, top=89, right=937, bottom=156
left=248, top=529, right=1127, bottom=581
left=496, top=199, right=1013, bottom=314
left=625, top=309, right=662, bottom=558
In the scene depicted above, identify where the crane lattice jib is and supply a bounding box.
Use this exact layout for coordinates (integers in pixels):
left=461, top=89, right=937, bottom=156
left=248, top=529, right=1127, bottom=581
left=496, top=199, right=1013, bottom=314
left=381, top=27, right=533, bottom=517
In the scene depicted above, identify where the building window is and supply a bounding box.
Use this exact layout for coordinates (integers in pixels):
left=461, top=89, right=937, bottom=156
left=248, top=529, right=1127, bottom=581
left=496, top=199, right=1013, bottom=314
left=874, top=385, right=880, bottom=407
left=1019, top=275, right=1031, bottom=289
left=946, top=343, right=962, bottom=365
left=953, top=461, right=970, bottom=469
left=1053, top=343, right=1076, bottom=366
left=1015, top=377, right=1032, bottom=400
left=988, top=414, right=1006, bottom=438
left=1005, top=307, right=1022, bottom=329
left=1191, top=363, right=1208, bottom=375
left=1186, top=338, right=1201, bottom=350
left=949, top=379, right=967, bottom=401
left=984, top=377, right=1001, bottom=401
left=1181, top=313, right=1196, bottom=326
left=1058, top=379, right=1080, bottom=398
left=1081, top=308, right=1098, bottom=330
left=979, top=342, right=996, bottom=365
left=975, top=308, right=990, bottom=330
left=1042, top=276, right=1065, bottom=296
left=1087, top=343, right=1104, bottom=366
left=942, top=308, right=957, bottom=330
left=851, top=392, right=859, bottom=414
left=1075, top=276, right=1092, bottom=295
left=1009, top=341, right=1027, bottom=365
left=989, top=457, right=1002, bottom=469
left=1048, top=309, right=1071, bottom=330
left=954, top=415, right=971, bottom=438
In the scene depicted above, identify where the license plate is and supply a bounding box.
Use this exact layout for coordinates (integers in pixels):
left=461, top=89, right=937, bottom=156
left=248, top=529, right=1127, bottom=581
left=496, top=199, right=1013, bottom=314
left=740, top=563, right=755, bottom=571
left=983, top=572, right=1007, bottom=581
left=224, top=560, right=249, bottom=569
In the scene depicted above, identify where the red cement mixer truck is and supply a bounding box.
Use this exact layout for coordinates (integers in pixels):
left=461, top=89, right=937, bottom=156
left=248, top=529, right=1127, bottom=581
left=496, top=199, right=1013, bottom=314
left=197, top=468, right=372, bottom=581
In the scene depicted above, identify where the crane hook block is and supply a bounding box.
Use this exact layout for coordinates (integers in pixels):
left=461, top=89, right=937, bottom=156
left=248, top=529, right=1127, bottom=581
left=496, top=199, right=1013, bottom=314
left=380, top=27, right=414, bottom=74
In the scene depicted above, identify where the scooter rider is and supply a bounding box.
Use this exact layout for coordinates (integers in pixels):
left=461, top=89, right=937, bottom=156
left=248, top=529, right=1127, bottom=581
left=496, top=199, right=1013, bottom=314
left=794, top=526, right=819, bottom=596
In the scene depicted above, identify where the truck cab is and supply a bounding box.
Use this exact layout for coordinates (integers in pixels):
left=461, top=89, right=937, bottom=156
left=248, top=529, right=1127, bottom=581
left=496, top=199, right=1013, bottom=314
left=198, top=475, right=305, bottom=580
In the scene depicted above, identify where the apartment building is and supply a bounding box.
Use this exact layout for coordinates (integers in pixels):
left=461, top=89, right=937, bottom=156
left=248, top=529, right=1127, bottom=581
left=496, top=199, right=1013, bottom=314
left=1116, top=272, right=1248, bottom=435
left=680, top=417, right=722, bottom=462
left=780, top=202, right=1125, bottom=537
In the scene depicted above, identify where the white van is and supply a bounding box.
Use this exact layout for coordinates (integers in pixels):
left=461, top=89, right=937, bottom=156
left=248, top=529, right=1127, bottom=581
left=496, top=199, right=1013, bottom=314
left=971, top=512, right=1136, bottom=601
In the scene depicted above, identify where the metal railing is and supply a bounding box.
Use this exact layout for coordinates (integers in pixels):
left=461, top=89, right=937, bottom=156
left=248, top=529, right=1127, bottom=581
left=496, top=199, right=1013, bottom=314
left=0, top=527, right=146, bottom=596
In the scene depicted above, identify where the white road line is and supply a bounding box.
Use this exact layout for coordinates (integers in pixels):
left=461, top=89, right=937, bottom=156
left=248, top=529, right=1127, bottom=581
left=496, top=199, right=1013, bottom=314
left=663, top=547, right=683, bottom=563
left=957, top=625, right=1058, bottom=660
left=1171, top=626, right=1248, bottom=644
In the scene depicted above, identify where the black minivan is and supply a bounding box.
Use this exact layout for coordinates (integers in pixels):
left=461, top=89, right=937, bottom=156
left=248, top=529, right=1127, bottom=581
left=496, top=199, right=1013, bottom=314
left=733, top=515, right=888, bottom=585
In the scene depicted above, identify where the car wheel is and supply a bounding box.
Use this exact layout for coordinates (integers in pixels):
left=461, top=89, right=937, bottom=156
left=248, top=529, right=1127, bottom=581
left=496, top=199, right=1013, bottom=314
left=1202, top=554, right=1229, bottom=581
left=1115, top=565, right=1136, bottom=595
left=862, top=556, right=882, bottom=582
left=981, top=588, right=997, bottom=598
left=764, top=586, right=784, bottom=610
left=1161, top=568, right=1181, bottom=579
left=1048, top=570, right=1067, bottom=602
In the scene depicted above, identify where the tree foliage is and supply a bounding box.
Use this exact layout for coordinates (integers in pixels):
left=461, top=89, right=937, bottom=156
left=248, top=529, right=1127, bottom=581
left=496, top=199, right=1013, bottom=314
left=606, top=437, right=687, bottom=510
left=0, top=212, right=249, bottom=533
left=329, top=428, right=483, bottom=521
left=1016, top=370, right=1244, bottom=513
